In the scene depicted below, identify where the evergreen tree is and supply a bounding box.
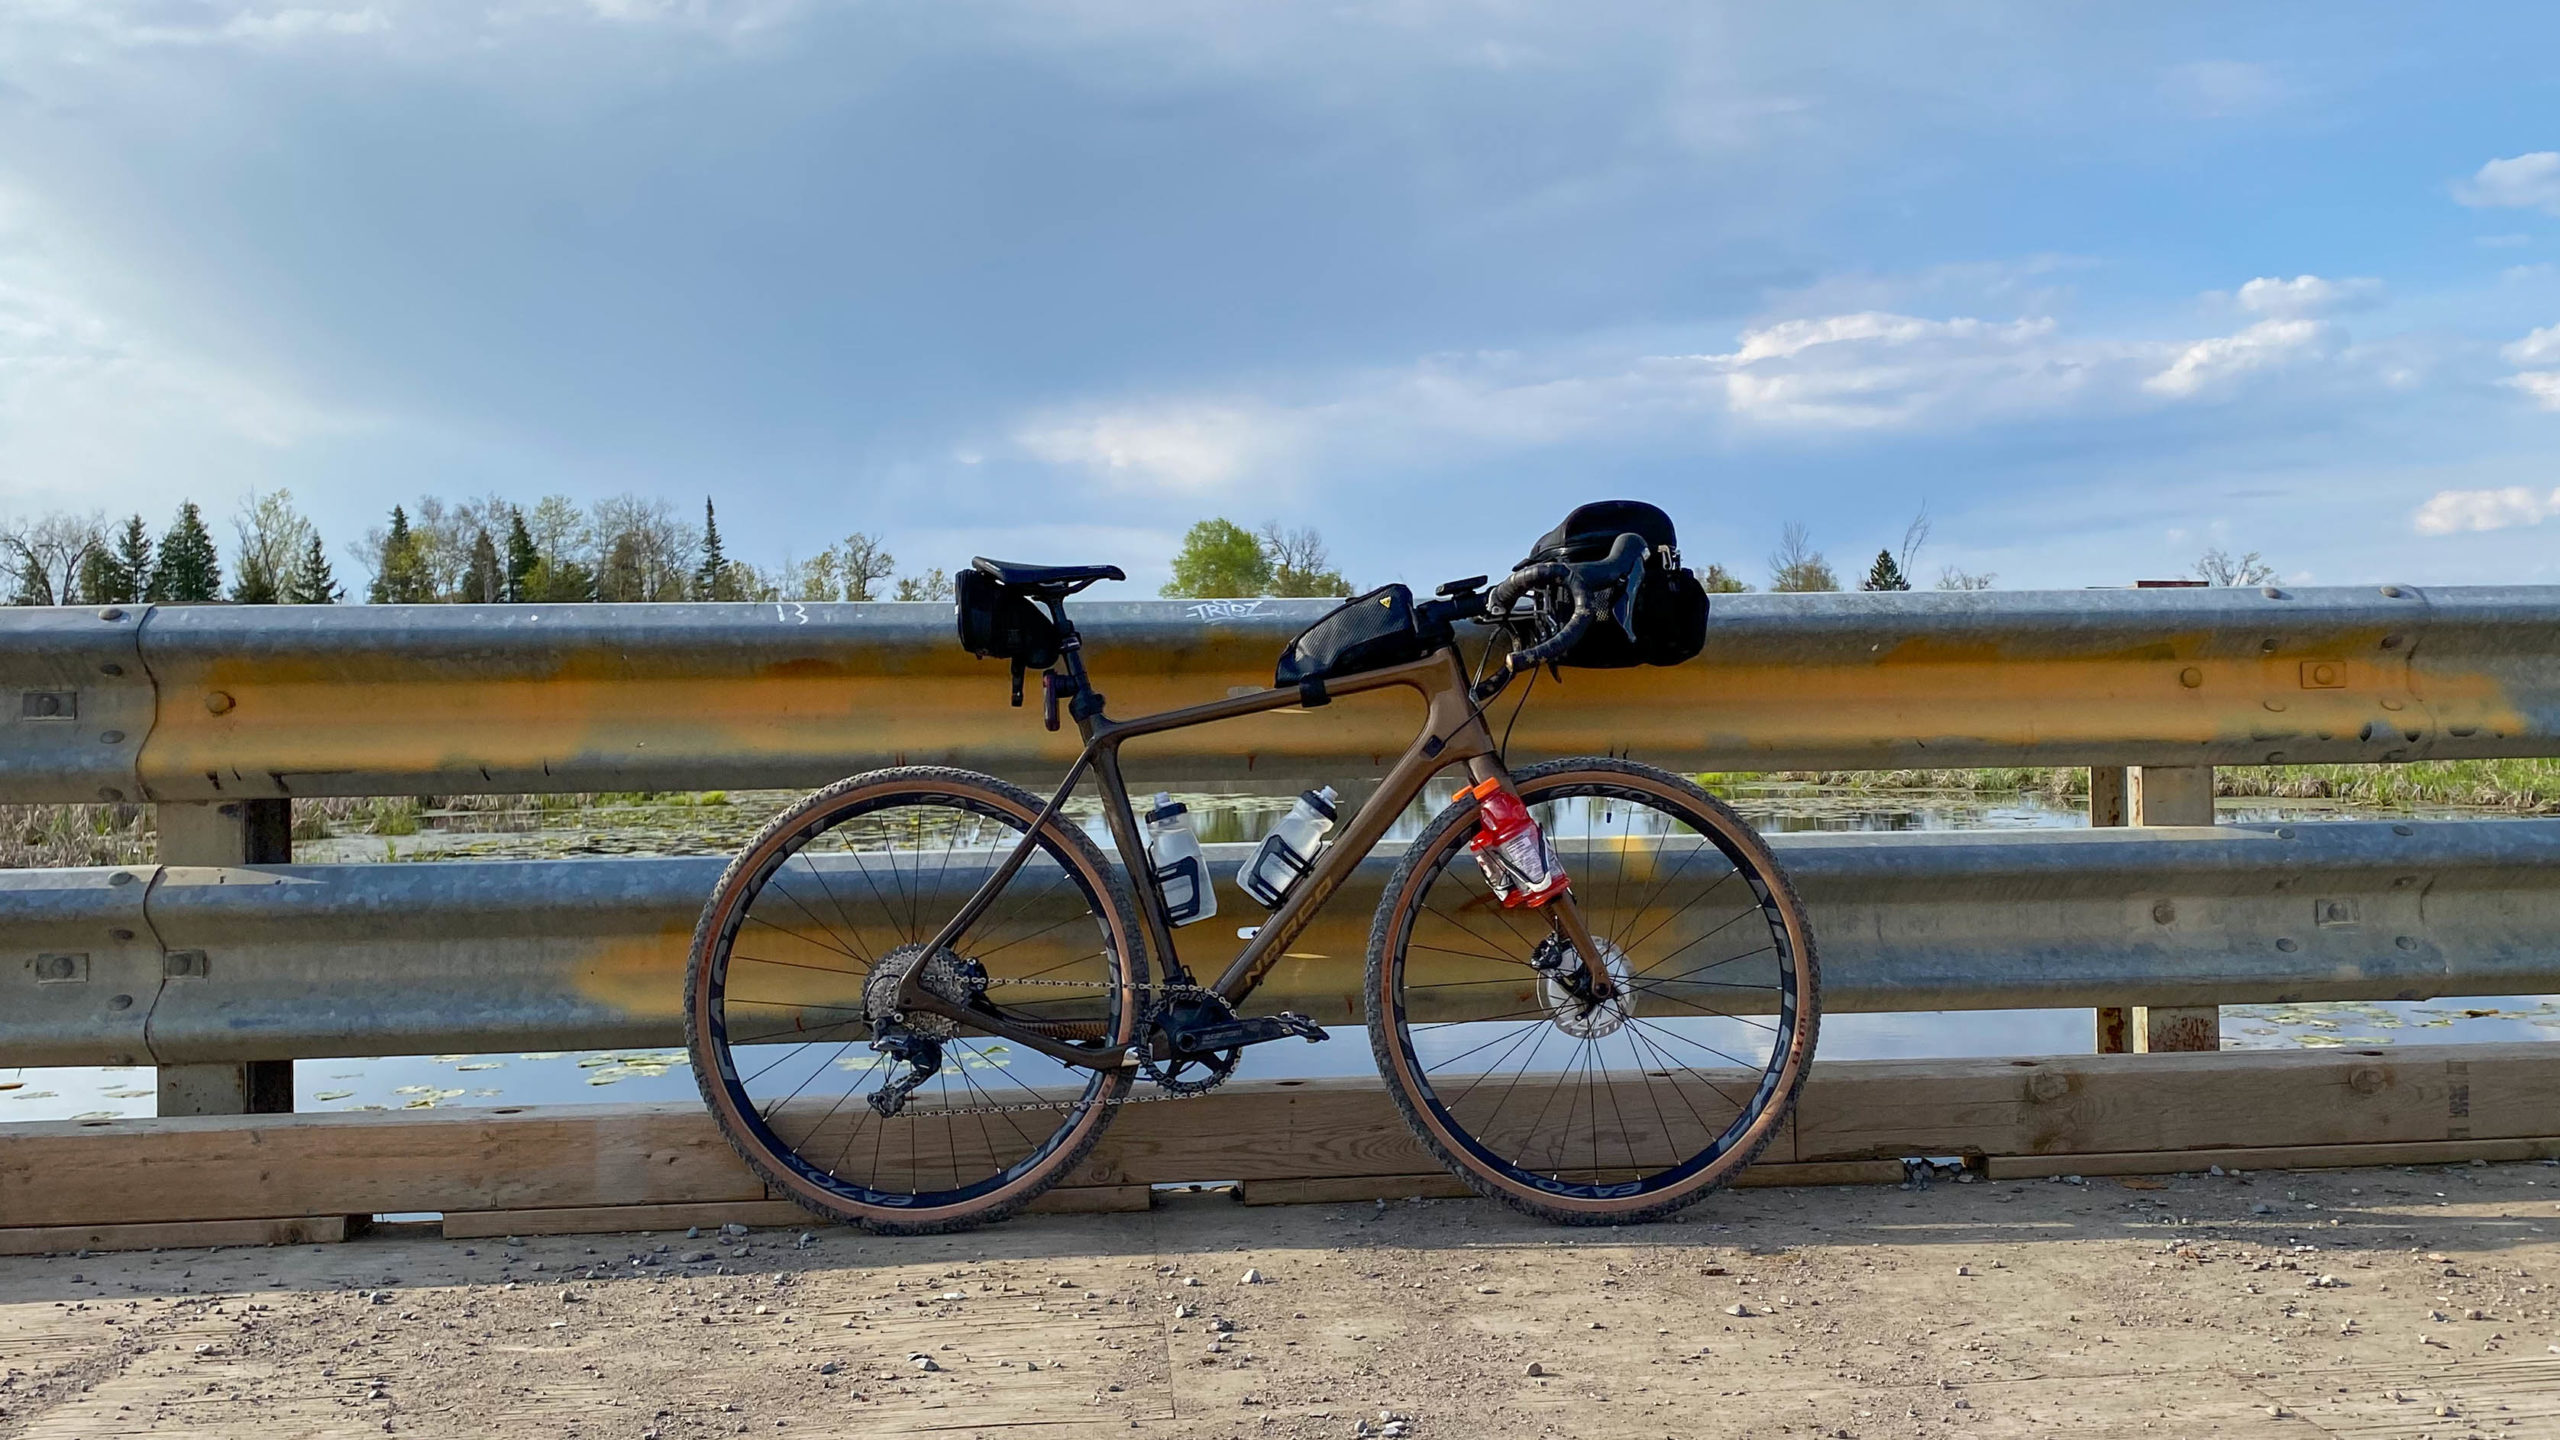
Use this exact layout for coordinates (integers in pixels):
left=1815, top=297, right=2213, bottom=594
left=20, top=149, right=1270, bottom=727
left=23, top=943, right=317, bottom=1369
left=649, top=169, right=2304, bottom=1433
left=462, top=529, right=502, bottom=603
left=693, top=498, right=736, bottom=600
left=367, top=506, right=435, bottom=603
left=1861, top=548, right=1910, bottom=592
left=147, top=502, right=222, bottom=602
left=503, top=510, right=539, bottom=602
left=85, top=516, right=151, bottom=604
left=284, top=535, right=343, bottom=604
left=1160, top=518, right=1272, bottom=598
left=231, top=550, right=281, bottom=603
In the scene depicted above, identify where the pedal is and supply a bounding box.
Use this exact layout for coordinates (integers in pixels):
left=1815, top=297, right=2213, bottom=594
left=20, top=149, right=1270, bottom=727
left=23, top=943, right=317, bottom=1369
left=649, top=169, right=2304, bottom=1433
left=1170, top=1012, right=1330, bottom=1053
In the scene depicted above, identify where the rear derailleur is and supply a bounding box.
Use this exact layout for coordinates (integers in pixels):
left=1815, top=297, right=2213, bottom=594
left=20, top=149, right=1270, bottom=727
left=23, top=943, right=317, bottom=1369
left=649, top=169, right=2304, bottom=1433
left=1141, top=992, right=1328, bottom=1097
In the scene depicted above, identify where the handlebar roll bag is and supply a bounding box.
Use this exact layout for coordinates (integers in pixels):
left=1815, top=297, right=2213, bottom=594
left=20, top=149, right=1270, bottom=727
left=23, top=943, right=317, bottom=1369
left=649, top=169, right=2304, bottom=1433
left=1515, top=500, right=1708, bottom=668
left=955, top=568, right=1063, bottom=669
left=1274, top=584, right=1439, bottom=688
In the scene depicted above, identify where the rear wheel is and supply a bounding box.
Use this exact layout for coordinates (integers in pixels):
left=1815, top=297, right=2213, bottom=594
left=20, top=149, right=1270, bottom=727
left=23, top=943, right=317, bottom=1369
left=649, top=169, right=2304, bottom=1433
left=1367, top=757, right=1819, bottom=1225
left=685, top=767, right=1146, bottom=1234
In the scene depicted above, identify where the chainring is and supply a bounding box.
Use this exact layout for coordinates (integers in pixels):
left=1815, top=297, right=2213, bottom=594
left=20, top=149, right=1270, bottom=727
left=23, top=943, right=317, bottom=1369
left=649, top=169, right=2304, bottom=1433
left=1139, top=991, right=1244, bottom=1097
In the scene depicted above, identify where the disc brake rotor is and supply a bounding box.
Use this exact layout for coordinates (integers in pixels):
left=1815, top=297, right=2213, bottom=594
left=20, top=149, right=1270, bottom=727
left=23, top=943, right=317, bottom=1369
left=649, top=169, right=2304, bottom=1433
left=1538, top=936, right=1635, bottom=1040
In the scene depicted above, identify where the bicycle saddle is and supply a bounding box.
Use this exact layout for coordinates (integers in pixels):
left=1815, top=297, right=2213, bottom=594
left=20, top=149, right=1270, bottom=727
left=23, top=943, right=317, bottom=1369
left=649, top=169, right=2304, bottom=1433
left=970, top=557, right=1127, bottom=593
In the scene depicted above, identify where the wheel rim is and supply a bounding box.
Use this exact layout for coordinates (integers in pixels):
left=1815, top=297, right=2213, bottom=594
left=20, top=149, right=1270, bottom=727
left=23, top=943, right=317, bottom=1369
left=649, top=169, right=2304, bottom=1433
left=696, top=784, right=1135, bottom=1215
left=1383, top=777, right=1805, bottom=1205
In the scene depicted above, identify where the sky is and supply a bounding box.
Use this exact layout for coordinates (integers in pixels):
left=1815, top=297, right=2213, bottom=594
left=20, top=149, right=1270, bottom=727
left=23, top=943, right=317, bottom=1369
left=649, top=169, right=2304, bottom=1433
left=2, top=2, right=2558, bottom=594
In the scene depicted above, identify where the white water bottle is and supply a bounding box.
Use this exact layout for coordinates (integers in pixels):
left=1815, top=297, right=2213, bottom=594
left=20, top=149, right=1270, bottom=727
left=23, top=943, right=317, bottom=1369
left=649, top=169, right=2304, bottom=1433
left=1145, top=793, right=1217, bottom=926
left=1238, top=786, right=1339, bottom=908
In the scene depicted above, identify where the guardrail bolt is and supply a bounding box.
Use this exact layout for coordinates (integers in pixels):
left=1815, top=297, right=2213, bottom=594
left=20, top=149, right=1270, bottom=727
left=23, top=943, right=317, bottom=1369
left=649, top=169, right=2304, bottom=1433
left=205, top=691, right=236, bottom=715
left=2178, top=668, right=2203, bottom=688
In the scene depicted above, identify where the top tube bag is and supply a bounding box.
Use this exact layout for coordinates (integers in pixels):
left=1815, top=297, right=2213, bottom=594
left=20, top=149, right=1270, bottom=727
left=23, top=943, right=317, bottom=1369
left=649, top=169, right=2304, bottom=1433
left=1514, top=500, right=1708, bottom=668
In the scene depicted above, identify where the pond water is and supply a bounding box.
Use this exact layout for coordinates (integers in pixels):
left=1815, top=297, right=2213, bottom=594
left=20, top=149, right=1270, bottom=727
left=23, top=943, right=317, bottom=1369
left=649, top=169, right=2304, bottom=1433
left=5, top=783, right=2552, bottom=1123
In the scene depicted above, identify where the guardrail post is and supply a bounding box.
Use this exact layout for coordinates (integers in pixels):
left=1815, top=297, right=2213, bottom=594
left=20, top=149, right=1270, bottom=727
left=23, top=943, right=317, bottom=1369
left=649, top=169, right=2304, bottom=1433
left=2089, top=767, right=2134, bottom=1050
left=154, top=799, right=296, bottom=1117
left=2128, top=765, right=2219, bottom=1053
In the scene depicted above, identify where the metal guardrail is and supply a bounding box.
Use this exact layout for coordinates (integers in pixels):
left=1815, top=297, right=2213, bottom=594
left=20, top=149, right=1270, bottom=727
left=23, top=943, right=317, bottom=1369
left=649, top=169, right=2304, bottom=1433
left=11, top=819, right=2556, bottom=1067
left=6, top=585, right=2559, bottom=801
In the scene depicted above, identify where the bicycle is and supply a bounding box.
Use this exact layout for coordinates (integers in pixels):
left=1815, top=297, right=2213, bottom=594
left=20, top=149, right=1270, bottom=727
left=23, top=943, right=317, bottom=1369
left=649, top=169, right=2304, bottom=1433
left=684, top=522, right=1820, bottom=1232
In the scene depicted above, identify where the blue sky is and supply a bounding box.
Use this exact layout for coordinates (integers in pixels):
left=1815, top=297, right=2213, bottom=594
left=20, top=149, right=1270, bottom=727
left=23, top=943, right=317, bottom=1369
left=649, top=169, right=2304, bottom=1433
left=2, top=2, right=2557, bottom=593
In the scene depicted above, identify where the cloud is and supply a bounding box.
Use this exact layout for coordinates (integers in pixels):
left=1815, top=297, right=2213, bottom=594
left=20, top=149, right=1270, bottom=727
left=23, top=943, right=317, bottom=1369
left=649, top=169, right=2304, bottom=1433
left=0, top=186, right=358, bottom=515
left=2505, top=372, right=2560, bottom=411
left=2229, top=274, right=2381, bottom=318
left=2456, top=152, right=2560, bottom=216
left=2503, top=324, right=2560, bottom=366
left=2141, top=318, right=2327, bottom=397
left=1013, top=403, right=1294, bottom=492
left=2413, top=486, right=2560, bottom=535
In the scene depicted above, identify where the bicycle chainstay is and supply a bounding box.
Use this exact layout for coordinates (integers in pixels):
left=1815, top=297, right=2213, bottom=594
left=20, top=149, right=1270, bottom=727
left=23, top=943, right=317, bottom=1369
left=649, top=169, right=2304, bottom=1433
left=865, top=975, right=1236, bottom=1119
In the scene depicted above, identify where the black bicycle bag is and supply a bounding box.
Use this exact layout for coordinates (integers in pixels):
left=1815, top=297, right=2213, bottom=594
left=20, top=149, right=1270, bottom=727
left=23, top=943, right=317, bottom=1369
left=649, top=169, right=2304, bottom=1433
left=1274, top=584, right=1448, bottom=689
left=955, top=568, right=1062, bottom=669
left=1515, top=500, right=1708, bottom=668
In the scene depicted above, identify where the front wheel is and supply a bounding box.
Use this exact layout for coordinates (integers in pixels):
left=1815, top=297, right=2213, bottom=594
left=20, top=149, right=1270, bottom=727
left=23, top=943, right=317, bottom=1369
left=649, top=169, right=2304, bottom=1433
left=1367, top=757, right=1820, bottom=1225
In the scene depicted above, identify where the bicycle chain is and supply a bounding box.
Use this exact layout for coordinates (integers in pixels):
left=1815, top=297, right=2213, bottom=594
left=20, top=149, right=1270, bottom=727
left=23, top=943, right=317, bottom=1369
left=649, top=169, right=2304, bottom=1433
left=868, top=974, right=1233, bottom=1120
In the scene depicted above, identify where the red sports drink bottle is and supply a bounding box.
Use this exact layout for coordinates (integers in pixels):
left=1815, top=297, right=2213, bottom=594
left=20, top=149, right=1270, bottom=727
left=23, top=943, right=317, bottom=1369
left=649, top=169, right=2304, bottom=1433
left=1465, top=777, right=1568, bottom=907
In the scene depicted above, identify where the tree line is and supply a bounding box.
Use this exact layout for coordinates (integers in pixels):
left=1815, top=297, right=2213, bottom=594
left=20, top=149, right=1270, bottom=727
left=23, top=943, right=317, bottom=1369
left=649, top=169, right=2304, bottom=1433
left=0, top=492, right=958, bottom=607
left=1, top=493, right=2277, bottom=607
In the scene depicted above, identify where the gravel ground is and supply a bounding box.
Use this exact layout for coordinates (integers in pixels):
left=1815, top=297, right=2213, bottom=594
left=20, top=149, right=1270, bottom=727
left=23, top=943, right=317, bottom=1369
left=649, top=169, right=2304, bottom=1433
left=8, top=1163, right=2560, bottom=1438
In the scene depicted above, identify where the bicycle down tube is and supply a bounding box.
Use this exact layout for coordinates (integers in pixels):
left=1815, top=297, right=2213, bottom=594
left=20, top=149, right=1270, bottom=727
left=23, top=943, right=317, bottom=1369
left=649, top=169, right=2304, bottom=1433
left=892, top=645, right=1536, bottom=1065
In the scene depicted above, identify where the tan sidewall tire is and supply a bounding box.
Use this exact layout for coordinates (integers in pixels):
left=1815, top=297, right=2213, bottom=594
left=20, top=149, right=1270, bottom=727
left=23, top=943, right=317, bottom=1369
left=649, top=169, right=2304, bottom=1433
left=1366, top=757, right=1820, bottom=1225
left=684, top=766, right=1146, bottom=1234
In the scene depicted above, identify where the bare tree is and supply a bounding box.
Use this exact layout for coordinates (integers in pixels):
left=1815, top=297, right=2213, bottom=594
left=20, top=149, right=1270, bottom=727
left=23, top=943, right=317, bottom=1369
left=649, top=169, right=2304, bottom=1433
left=838, top=533, right=896, bottom=602
left=1767, top=522, right=1839, bottom=593
left=1258, top=522, right=1350, bottom=597
left=0, top=512, right=107, bottom=605
left=230, top=490, right=315, bottom=604
left=1935, top=565, right=1996, bottom=591
left=1897, top=505, right=1932, bottom=579
left=523, top=495, right=592, bottom=571
left=589, top=494, right=699, bottom=602
left=2194, top=547, right=2277, bottom=586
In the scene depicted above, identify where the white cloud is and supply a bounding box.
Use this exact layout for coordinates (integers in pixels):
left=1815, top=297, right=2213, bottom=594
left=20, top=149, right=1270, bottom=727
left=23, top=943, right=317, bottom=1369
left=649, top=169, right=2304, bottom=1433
left=2505, top=372, right=2560, bottom=411
left=2456, top=152, right=2560, bottom=216
left=2413, top=485, right=2560, bottom=535
left=2503, top=324, right=2560, bottom=366
left=2229, top=274, right=2380, bottom=318
left=1013, top=403, right=1293, bottom=492
left=0, top=186, right=356, bottom=515
left=2141, top=318, right=2327, bottom=398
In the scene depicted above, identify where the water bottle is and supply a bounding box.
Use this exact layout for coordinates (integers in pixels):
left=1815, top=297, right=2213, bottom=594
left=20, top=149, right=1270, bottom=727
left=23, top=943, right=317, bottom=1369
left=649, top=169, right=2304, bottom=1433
left=1144, top=793, right=1217, bottom=926
left=1466, top=777, right=1567, bottom=907
left=1238, top=786, right=1340, bottom=908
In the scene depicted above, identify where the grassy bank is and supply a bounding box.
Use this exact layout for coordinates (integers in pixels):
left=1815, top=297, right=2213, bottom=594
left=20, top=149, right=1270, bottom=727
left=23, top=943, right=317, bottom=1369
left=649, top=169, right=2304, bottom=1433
left=1715, top=757, right=2560, bottom=813
left=7, top=759, right=2554, bottom=869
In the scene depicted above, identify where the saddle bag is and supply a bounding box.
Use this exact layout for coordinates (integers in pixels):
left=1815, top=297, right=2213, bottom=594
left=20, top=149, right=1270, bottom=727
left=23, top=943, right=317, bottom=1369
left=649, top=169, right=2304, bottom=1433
left=1274, top=584, right=1441, bottom=689
left=954, top=568, right=1062, bottom=669
left=1515, top=500, right=1708, bottom=668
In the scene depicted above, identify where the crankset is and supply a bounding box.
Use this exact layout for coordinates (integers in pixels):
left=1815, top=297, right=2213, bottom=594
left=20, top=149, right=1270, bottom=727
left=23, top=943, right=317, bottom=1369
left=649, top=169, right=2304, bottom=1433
left=1140, top=992, right=1329, bottom=1097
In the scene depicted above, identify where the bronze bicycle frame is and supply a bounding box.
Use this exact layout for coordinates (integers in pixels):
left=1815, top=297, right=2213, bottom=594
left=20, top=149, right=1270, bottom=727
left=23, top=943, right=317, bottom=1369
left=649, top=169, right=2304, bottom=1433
left=891, top=627, right=1609, bottom=1069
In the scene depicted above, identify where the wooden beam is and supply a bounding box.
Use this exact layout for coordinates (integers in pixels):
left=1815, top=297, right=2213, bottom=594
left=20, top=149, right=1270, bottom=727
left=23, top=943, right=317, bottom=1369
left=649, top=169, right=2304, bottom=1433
left=0, top=1215, right=344, bottom=1257
left=1985, top=1135, right=2560, bottom=1179
left=7, top=1046, right=2555, bottom=1232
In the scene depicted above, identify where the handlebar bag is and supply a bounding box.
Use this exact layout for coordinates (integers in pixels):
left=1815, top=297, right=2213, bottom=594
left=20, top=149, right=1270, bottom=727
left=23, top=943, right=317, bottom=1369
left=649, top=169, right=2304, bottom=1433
left=1274, top=584, right=1433, bottom=688
left=1515, top=500, right=1708, bottom=668
left=955, top=568, right=1063, bottom=669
